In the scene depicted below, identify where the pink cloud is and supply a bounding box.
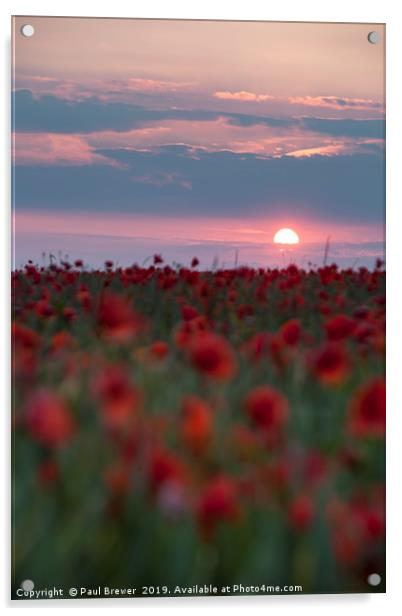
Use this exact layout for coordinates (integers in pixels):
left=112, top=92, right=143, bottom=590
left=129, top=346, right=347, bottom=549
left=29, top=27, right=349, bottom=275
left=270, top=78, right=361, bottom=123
left=85, top=118, right=372, bottom=159
left=288, top=95, right=382, bottom=110
left=13, top=133, right=120, bottom=166
left=213, top=90, right=274, bottom=102
left=15, top=75, right=196, bottom=101
left=211, top=91, right=382, bottom=113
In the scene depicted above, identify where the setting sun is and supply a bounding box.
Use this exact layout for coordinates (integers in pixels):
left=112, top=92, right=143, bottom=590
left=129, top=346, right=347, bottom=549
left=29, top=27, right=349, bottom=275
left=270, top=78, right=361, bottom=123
left=273, top=228, right=300, bottom=245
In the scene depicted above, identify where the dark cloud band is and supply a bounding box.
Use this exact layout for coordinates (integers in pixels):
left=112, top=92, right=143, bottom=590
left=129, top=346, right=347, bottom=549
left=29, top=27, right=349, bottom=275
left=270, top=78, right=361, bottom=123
left=14, top=145, right=384, bottom=223
left=13, top=90, right=385, bottom=139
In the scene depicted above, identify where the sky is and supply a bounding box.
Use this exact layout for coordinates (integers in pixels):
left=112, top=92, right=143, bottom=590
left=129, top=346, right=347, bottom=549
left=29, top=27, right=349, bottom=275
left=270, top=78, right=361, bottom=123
left=12, top=17, right=385, bottom=269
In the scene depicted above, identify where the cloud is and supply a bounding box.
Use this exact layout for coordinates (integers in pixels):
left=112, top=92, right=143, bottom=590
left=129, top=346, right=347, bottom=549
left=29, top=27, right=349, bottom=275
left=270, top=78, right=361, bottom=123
left=12, top=89, right=191, bottom=133
left=301, top=117, right=385, bottom=139
left=214, top=92, right=383, bottom=112
left=13, top=90, right=385, bottom=140
left=285, top=144, right=349, bottom=158
left=13, top=146, right=384, bottom=224
left=288, top=95, right=383, bottom=111
left=15, top=75, right=196, bottom=101
left=213, top=90, right=274, bottom=102
left=13, top=119, right=383, bottom=163
left=13, top=132, right=119, bottom=166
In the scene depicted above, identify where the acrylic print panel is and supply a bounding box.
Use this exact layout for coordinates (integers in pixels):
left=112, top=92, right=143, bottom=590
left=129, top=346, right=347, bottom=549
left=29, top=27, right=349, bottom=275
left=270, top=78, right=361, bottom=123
left=11, top=16, right=385, bottom=599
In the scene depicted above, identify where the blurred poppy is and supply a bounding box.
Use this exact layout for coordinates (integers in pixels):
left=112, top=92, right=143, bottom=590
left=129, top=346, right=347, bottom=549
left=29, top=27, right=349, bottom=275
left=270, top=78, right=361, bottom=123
left=280, top=319, right=301, bottom=346
left=197, top=475, right=239, bottom=535
left=245, top=386, right=289, bottom=432
left=34, top=299, right=54, bottom=319
left=51, top=330, right=74, bottom=353
left=97, top=292, right=144, bottom=341
left=181, top=304, right=199, bottom=322
left=149, top=340, right=169, bottom=360
left=312, top=343, right=350, bottom=386
left=174, top=315, right=208, bottom=348
left=92, top=366, right=139, bottom=428
left=289, top=494, right=314, bottom=531
left=325, top=314, right=356, bottom=341
left=189, top=332, right=236, bottom=380
left=62, top=306, right=76, bottom=323
left=347, top=378, right=385, bottom=438
left=181, top=396, right=213, bottom=455
left=12, top=323, right=39, bottom=350
left=25, top=390, right=75, bottom=447
left=76, top=287, right=91, bottom=312
left=149, top=448, right=185, bottom=494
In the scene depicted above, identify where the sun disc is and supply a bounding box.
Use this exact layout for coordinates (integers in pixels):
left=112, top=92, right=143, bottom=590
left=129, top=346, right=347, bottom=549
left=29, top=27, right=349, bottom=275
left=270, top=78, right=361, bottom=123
left=273, top=228, right=300, bottom=245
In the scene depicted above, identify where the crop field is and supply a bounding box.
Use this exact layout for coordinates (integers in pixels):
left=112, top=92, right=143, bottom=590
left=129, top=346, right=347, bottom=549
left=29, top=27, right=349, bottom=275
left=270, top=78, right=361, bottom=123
left=12, top=257, right=385, bottom=595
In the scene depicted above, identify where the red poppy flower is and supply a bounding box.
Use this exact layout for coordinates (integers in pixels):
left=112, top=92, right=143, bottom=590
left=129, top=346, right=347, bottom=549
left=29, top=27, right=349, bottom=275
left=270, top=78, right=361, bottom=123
left=25, top=390, right=75, bottom=447
left=181, top=304, right=199, bottom=322
left=12, top=322, right=40, bottom=350
left=288, top=494, right=314, bottom=531
left=97, top=292, right=143, bottom=341
left=347, top=378, right=385, bottom=437
left=197, top=475, right=239, bottom=535
left=312, top=343, right=350, bottom=385
left=149, top=340, right=169, bottom=360
left=280, top=319, right=301, bottom=346
left=325, top=314, right=356, bottom=341
left=327, top=492, right=385, bottom=566
left=174, top=315, right=208, bottom=348
left=149, top=448, right=185, bottom=493
left=189, top=332, right=236, bottom=380
left=76, top=287, right=91, bottom=312
left=269, top=336, right=288, bottom=369
left=62, top=306, right=76, bottom=323
left=92, top=366, right=139, bottom=428
left=34, top=299, right=54, bottom=318
left=51, top=330, right=74, bottom=352
left=245, top=386, right=289, bottom=431
left=181, top=396, right=213, bottom=455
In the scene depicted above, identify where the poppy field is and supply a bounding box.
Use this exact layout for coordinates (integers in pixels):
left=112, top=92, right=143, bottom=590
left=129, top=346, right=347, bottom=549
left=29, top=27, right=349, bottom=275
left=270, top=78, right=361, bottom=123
left=12, top=257, right=386, bottom=596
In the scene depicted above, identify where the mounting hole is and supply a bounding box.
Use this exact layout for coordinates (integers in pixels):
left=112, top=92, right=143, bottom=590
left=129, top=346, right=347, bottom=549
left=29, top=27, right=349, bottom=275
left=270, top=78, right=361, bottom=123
left=367, top=573, right=381, bottom=586
left=367, top=31, right=379, bottom=44
left=21, top=24, right=35, bottom=38
left=20, top=579, right=35, bottom=592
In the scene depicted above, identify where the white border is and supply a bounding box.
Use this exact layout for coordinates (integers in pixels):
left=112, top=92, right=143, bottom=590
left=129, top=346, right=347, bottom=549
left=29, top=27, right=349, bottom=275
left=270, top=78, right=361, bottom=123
left=2, top=1, right=402, bottom=614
